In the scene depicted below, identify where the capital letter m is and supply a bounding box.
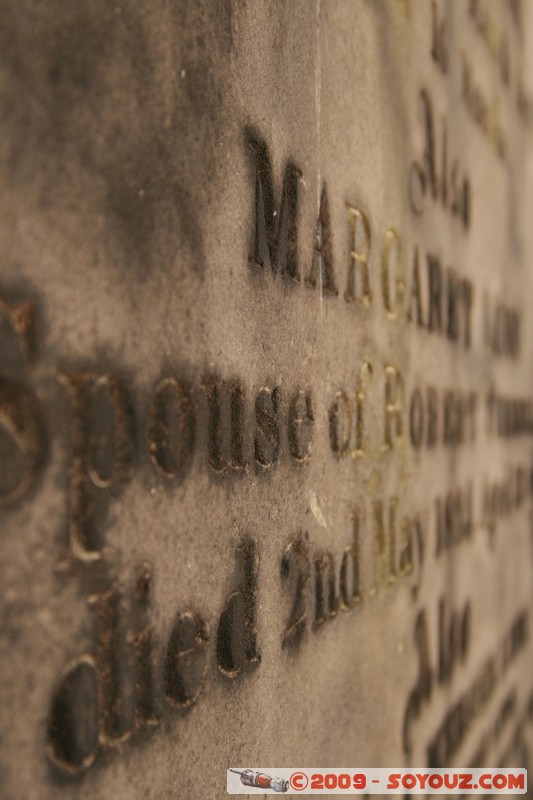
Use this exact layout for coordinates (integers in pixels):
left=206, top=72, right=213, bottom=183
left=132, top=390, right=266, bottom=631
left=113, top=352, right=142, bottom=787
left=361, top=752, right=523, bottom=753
left=246, top=127, right=301, bottom=280
left=508, top=774, right=525, bottom=791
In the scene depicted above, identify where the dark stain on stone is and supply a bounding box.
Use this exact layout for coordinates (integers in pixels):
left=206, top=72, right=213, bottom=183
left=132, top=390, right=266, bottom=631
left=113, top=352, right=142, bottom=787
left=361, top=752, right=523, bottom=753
left=0, top=0, right=237, bottom=279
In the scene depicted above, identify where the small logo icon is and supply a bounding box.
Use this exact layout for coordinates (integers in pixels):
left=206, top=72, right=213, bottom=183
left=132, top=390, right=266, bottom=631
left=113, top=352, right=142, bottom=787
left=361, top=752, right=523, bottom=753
left=229, top=769, right=289, bottom=793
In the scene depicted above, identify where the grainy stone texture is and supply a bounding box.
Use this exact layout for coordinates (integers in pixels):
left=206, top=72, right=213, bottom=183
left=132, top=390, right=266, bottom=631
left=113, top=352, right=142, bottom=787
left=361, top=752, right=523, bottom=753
left=1, top=1, right=533, bottom=798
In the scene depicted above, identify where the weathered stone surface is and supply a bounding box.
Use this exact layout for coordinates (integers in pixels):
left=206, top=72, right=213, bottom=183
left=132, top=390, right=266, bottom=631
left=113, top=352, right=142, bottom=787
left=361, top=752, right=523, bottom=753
left=1, top=1, right=533, bottom=798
